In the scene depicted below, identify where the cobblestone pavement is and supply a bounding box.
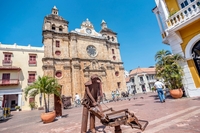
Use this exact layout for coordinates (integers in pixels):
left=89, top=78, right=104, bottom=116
left=0, top=92, right=200, bottom=133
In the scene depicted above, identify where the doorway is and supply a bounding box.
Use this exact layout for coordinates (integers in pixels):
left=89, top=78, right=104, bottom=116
left=54, top=87, right=62, bottom=117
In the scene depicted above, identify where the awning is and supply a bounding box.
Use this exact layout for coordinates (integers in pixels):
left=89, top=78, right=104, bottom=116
left=0, top=66, right=21, bottom=71
left=0, top=89, right=22, bottom=96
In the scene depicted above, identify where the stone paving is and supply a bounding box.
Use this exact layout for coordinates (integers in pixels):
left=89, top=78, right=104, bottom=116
left=0, top=92, right=200, bottom=133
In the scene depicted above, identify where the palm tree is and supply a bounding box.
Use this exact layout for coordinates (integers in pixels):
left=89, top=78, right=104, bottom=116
left=155, top=50, right=184, bottom=89
left=25, top=76, right=61, bottom=113
left=155, top=49, right=171, bottom=66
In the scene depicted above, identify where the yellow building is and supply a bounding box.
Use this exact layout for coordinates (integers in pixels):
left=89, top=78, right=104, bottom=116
left=153, top=0, right=200, bottom=97
left=0, top=43, right=44, bottom=110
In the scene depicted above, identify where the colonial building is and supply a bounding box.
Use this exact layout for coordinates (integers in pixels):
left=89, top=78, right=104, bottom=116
left=152, top=0, right=200, bottom=97
left=0, top=6, right=126, bottom=110
left=126, top=67, right=156, bottom=94
left=0, top=43, right=44, bottom=110
left=42, top=6, right=126, bottom=102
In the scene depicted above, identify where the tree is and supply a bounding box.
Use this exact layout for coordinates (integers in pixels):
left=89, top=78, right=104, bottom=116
left=25, top=76, right=61, bottom=113
left=155, top=50, right=184, bottom=89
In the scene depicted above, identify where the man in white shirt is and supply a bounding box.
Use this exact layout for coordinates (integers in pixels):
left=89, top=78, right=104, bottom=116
left=74, top=93, right=81, bottom=107
left=154, top=79, right=165, bottom=103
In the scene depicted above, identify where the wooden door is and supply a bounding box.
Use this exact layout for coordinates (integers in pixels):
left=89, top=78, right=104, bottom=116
left=54, top=88, right=62, bottom=117
left=2, top=73, right=10, bottom=84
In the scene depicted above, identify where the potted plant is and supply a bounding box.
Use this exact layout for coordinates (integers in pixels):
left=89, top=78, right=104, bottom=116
left=155, top=50, right=184, bottom=98
left=25, top=76, right=61, bottom=123
left=15, top=106, right=21, bottom=111
left=29, top=102, right=37, bottom=110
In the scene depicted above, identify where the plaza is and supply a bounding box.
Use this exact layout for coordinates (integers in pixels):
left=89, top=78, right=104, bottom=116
left=0, top=92, right=200, bottom=133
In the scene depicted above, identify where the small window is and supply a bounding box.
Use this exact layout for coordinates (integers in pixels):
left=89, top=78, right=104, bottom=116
left=59, top=26, right=63, bottom=32
left=113, top=56, right=116, bottom=60
left=3, top=53, right=12, bottom=65
left=52, top=25, right=55, bottom=30
left=107, top=36, right=110, bottom=40
left=29, top=55, right=36, bottom=61
left=112, top=37, right=114, bottom=41
left=4, top=54, right=11, bottom=61
left=29, top=55, right=36, bottom=65
left=56, top=41, right=60, bottom=47
left=55, top=51, right=61, bottom=56
left=131, top=78, right=134, bottom=83
left=117, top=82, right=121, bottom=88
left=28, top=73, right=35, bottom=83
left=112, top=49, right=115, bottom=54
left=115, top=71, right=119, bottom=76
left=184, top=0, right=188, bottom=6
left=140, top=77, right=144, bottom=82
left=181, top=3, right=185, bottom=8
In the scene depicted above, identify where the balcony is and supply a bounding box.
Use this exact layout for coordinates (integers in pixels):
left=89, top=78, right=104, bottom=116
left=166, top=0, right=200, bottom=30
left=2, top=60, right=12, bottom=66
left=28, top=60, right=37, bottom=66
left=0, top=79, right=19, bottom=86
left=139, top=81, right=145, bottom=85
left=28, top=79, right=35, bottom=84
left=147, top=79, right=156, bottom=83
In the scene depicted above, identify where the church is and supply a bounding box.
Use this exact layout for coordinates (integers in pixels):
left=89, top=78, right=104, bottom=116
left=0, top=6, right=126, bottom=110
left=42, top=6, right=126, bottom=100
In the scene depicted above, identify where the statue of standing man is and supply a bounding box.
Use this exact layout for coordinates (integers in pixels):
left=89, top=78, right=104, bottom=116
left=81, top=74, right=103, bottom=133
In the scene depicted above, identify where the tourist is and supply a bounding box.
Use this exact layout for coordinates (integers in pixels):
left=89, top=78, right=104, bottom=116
left=154, top=79, right=166, bottom=103
left=74, top=93, right=81, bottom=107
left=116, top=89, right=120, bottom=101
left=111, top=91, right=115, bottom=102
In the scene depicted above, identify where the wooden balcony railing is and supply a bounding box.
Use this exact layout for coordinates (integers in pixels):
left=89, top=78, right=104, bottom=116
left=0, top=79, right=19, bottom=86
left=166, top=0, right=200, bottom=30
left=28, top=60, right=37, bottom=65
left=2, top=60, right=12, bottom=66
left=148, top=79, right=156, bottom=83
left=28, top=79, right=35, bottom=84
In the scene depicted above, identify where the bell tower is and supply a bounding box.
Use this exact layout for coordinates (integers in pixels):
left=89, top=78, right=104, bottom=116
left=52, top=6, right=58, bottom=15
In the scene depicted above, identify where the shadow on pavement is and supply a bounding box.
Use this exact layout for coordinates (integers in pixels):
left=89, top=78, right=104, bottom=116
left=62, top=114, right=68, bottom=118
left=192, top=97, right=200, bottom=100
left=149, top=95, right=158, bottom=97
left=0, top=117, right=11, bottom=123
left=96, top=125, right=106, bottom=133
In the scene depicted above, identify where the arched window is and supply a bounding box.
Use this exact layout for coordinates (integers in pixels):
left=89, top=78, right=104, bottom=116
left=52, top=24, right=56, bottom=30
left=192, top=40, right=200, bottom=76
left=59, top=26, right=63, bottom=32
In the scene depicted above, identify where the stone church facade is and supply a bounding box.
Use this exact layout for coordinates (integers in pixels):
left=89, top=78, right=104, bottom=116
left=42, top=6, right=126, bottom=99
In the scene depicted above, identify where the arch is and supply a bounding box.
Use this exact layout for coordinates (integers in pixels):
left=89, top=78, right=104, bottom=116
left=52, top=24, right=56, bottom=30
left=59, top=25, right=63, bottom=31
left=185, top=34, right=200, bottom=59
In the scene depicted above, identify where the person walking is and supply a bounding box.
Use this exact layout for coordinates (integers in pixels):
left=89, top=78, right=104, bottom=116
left=74, top=93, right=81, bottom=107
left=111, top=91, right=115, bottom=102
left=116, top=89, right=120, bottom=101
left=154, top=79, right=166, bottom=103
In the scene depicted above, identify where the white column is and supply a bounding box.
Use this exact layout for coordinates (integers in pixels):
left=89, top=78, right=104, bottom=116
left=161, top=0, right=169, bottom=19
left=18, top=94, right=22, bottom=107
left=153, top=8, right=164, bottom=34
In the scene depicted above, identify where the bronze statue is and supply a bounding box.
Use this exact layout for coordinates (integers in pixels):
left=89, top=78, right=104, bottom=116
left=81, top=74, right=104, bottom=133
left=81, top=74, right=148, bottom=133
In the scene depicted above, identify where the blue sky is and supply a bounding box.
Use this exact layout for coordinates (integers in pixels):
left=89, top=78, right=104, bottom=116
left=0, top=0, right=171, bottom=72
